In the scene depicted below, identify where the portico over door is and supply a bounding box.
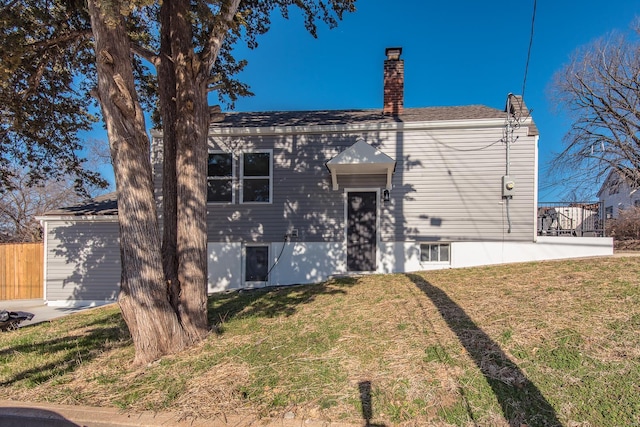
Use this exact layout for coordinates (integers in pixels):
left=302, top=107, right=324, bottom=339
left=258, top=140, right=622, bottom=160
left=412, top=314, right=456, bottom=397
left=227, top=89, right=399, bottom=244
left=347, top=191, right=377, bottom=272
left=326, top=139, right=396, bottom=191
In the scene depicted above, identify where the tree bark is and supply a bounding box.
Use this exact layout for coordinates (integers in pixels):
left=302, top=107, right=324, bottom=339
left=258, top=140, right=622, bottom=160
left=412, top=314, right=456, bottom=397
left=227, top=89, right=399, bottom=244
left=170, top=0, right=210, bottom=340
left=159, top=0, right=180, bottom=309
left=87, top=0, right=189, bottom=366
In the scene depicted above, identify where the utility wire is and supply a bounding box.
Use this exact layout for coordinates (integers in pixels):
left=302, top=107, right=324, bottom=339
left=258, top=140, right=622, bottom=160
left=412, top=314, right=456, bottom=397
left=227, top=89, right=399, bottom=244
left=434, top=137, right=503, bottom=152
left=266, top=236, right=290, bottom=283
left=521, top=0, right=537, bottom=106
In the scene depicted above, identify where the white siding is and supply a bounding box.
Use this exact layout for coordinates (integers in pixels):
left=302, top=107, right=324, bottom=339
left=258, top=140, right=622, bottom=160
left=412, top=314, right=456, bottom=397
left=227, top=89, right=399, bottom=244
left=200, top=123, right=536, bottom=245
left=44, top=219, right=120, bottom=306
left=599, top=180, right=640, bottom=219
left=380, top=126, right=535, bottom=242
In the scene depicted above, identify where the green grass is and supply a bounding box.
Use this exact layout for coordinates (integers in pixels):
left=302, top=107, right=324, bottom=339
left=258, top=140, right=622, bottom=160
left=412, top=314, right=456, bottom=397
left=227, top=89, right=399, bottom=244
left=1, top=257, right=640, bottom=426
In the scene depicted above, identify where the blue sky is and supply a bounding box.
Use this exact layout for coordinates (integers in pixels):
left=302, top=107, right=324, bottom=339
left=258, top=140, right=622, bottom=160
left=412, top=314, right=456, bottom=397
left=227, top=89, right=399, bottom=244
left=92, top=1, right=639, bottom=200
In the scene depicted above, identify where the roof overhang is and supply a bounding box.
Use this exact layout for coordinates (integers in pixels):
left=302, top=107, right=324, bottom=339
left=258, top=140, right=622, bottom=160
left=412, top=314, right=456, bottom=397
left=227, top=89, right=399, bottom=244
left=36, top=215, right=119, bottom=222
left=326, top=139, right=396, bottom=190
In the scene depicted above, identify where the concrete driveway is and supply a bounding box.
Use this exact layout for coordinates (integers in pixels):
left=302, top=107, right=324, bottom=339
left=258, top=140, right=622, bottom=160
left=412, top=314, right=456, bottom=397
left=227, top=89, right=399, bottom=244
left=1, top=299, right=99, bottom=327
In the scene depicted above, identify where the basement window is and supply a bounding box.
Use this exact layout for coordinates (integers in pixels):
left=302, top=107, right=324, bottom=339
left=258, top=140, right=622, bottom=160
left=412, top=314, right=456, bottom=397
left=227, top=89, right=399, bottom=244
left=245, top=245, right=269, bottom=283
left=420, top=243, right=450, bottom=263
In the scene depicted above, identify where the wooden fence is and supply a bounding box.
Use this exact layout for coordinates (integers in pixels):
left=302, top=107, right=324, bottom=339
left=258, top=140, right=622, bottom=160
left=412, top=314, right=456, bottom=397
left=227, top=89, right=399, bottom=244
left=0, top=243, right=43, bottom=300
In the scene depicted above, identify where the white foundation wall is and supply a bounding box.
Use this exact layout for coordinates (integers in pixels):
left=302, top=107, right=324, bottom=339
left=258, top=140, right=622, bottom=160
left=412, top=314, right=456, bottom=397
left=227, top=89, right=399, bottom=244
left=207, top=242, right=243, bottom=292
left=378, top=237, right=614, bottom=273
left=207, top=242, right=347, bottom=291
left=269, top=242, right=347, bottom=285
left=452, top=237, right=614, bottom=268
left=208, top=237, right=613, bottom=290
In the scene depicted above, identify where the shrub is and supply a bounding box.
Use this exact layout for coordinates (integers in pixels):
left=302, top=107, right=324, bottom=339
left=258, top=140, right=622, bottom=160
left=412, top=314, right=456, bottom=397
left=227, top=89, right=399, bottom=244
left=607, top=207, right=640, bottom=242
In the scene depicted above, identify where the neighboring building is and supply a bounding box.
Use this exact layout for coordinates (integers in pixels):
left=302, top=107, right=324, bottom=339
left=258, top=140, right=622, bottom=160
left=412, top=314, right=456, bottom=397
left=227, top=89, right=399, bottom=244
left=597, top=169, right=640, bottom=219
left=38, top=193, right=120, bottom=305
left=38, top=47, right=613, bottom=307
left=537, top=204, right=602, bottom=237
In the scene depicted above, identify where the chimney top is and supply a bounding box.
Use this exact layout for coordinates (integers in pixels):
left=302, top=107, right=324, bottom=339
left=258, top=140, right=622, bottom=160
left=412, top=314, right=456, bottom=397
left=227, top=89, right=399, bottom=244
left=385, top=47, right=402, bottom=61
left=383, top=47, right=404, bottom=116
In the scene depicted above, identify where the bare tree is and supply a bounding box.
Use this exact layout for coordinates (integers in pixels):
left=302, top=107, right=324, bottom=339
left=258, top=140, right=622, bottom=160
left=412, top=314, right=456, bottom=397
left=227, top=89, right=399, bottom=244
left=0, top=135, right=111, bottom=243
left=548, top=21, right=640, bottom=197
left=0, top=172, right=87, bottom=242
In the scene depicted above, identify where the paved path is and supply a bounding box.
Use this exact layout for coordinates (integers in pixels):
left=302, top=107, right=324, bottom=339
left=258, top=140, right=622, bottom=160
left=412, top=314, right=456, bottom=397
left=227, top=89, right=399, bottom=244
left=0, top=400, right=359, bottom=427
left=1, top=299, right=100, bottom=327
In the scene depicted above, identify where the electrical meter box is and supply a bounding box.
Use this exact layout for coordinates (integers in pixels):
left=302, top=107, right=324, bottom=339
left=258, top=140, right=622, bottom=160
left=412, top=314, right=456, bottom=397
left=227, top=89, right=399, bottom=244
left=502, top=175, right=515, bottom=198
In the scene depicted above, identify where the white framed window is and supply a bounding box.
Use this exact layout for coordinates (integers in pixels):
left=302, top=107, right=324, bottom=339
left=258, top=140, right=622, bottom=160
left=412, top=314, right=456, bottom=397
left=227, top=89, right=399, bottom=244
left=605, top=206, right=613, bottom=219
left=245, top=244, right=269, bottom=283
left=241, top=150, right=272, bottom=203
left=207, top=152, right=234, bottom=203
left=420, top=243, right=450, bottom=263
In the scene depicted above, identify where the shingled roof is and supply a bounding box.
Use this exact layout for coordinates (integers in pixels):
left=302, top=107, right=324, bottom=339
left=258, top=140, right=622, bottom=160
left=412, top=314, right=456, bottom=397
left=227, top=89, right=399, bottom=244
left=209, top=105, right=510, bottom=129
left=42, top=192, right=118, bottom=217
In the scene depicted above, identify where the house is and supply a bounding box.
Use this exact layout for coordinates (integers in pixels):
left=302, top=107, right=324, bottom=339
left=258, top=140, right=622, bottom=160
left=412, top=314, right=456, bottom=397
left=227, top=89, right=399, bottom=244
left=38, top=47, right=613, bottom=307
left=597, top=168, right=640, bottom=219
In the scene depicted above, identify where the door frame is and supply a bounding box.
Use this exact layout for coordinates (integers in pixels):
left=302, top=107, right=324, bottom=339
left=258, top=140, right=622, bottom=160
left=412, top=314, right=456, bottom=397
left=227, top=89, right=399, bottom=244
left=343, top=188, right=381, bottom=272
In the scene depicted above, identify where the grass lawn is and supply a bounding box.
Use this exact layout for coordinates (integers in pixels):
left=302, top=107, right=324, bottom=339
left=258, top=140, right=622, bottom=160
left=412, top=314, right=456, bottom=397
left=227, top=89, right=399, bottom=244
left=1, top=256, right=640, bottom=426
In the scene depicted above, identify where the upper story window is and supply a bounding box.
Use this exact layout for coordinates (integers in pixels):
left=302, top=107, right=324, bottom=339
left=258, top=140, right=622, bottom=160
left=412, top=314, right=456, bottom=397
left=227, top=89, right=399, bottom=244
left=608, top=175, right=620, bottom=195
left=207, top=152, right=234, bottom=203
left=241, top=151, right=272, bottom=203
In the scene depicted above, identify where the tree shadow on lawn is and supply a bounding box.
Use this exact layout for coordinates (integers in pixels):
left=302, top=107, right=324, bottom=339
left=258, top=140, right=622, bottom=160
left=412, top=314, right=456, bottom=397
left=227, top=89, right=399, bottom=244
left=406, top=274, right=562, bottom=427
left=0, top=311, right=130, bottom=387
left=359, top=380, right=387, bottom=427
left=207, top=277, right=358, bottom=332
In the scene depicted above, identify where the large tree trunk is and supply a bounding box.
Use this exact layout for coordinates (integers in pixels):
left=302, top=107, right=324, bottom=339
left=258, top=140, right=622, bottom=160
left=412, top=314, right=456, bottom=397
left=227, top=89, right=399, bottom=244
left=170, top=0, right=210, bottom=340
left=87, top=0, right=189, bottom=366
left=159, top=0, right=180, bottom=309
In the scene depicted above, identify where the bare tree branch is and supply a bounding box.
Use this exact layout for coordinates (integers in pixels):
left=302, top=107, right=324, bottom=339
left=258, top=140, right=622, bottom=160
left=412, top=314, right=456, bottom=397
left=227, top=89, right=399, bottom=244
left=0, top=169, right=88, bottom=243
left=548, top=22, right=640, bottom=198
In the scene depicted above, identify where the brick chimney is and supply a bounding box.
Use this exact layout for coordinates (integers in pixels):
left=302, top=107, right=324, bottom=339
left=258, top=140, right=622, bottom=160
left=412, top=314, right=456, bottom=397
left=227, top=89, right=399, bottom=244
left=383, top=47, right=404, bottom=116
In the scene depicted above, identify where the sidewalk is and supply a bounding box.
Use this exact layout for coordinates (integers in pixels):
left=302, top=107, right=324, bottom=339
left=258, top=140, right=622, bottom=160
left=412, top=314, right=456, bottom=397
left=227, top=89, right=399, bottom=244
left=0, top=400, right=360, bottom=427
left=1, top=299, right=99, bottom=327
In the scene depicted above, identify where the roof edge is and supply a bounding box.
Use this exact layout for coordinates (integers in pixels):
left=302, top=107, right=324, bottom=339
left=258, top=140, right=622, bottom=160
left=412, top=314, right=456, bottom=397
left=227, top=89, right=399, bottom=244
left=207, top=116, right=510, bottom=137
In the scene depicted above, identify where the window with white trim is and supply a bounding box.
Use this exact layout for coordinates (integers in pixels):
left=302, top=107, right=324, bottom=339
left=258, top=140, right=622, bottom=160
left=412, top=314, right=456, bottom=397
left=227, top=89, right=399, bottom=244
left=605, top=206, right=613, bottom=219
left=241, top=151, right=272, bottom=203
left=420, top=243, right=450, bottom=263
left=245, top=245, right=269, bottom=282
left=207, top=152, right=234, bottom=203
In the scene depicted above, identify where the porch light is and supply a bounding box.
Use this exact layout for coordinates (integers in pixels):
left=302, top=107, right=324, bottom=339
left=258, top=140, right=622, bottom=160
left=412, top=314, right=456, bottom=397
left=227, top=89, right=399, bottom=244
left=382, top=189, right=390, bottom=202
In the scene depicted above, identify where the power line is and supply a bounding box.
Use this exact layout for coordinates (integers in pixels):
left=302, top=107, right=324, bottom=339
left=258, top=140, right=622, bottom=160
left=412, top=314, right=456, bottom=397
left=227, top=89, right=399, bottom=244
left=521, top=0, right=537, bottom=103
left=434, top=137, right=503, bottom=152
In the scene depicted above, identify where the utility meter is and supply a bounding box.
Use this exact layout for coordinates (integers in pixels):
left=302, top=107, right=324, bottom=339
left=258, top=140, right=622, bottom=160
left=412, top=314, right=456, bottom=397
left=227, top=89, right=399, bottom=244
left=502, top=175, right=515, bottom=198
